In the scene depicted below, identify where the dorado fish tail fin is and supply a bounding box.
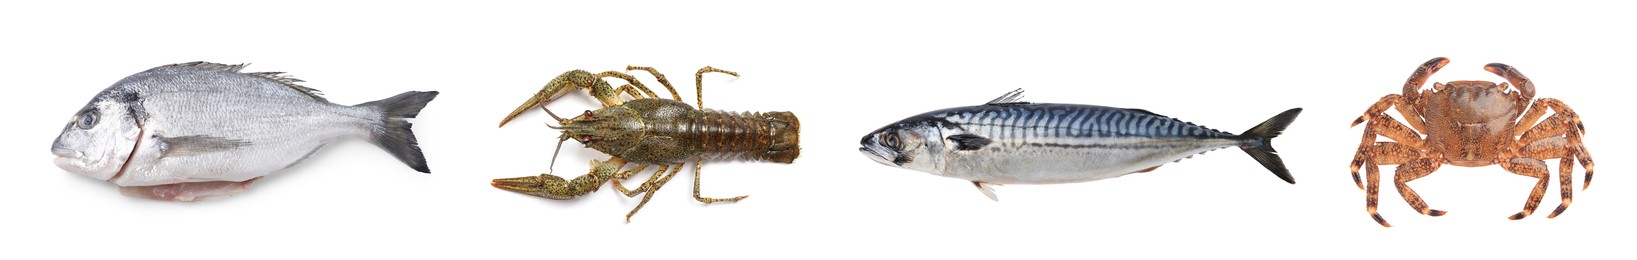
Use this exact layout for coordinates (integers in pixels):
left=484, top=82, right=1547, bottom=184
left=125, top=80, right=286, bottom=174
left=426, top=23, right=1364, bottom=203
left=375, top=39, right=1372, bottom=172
left=1239, top=108, right=1302, bottom=184
left=358, top=91, right=440, bottom=173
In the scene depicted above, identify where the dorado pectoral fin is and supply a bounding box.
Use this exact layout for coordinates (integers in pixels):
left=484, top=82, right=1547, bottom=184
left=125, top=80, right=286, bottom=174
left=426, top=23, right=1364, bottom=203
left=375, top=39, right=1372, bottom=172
left=158, top=135, right=250, bottom=158
left=973, top=181, right=1000, bottom=201
left=947, top=134, right=992, bottom=151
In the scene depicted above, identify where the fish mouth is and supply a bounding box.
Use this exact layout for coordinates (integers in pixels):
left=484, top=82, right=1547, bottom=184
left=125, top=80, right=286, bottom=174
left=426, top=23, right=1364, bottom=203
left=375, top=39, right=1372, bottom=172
left=51, top=146, right=78, bottom=158
left=859, top=147, right=895, bottom=167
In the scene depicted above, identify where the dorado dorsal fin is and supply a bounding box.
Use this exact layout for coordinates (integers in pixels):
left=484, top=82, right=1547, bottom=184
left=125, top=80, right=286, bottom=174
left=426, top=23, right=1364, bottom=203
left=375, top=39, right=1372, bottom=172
left=246, top=71, right=325, bottom=101
left=984, top=88, right=1028, bottom=105
left=164, top=61, right=327, bottom=102
left=168, top=61, right=249, bottom=72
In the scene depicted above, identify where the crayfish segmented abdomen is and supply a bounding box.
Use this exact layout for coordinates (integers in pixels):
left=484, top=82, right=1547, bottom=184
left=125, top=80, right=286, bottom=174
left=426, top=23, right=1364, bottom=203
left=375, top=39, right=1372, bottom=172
left=693, top=109, right=800, bottom=163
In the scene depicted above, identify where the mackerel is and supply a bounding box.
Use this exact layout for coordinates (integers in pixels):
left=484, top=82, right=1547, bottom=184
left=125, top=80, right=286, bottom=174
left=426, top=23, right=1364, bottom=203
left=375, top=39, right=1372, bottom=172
left=858, top=89, right=1301, bottom=200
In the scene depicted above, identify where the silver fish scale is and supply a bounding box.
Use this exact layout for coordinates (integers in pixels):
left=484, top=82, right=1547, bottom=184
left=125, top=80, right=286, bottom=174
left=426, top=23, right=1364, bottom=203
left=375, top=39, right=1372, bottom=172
left=933, top=103, right=1234, bottom=143
left=920, top=103, right=1246, bottom=184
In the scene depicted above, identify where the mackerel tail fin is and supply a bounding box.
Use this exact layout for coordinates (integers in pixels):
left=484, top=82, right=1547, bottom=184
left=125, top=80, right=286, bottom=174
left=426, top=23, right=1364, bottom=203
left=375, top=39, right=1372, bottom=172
left=358, top=91, right=440, bottom=173
left=1239, top=108, right=1302, bottom=184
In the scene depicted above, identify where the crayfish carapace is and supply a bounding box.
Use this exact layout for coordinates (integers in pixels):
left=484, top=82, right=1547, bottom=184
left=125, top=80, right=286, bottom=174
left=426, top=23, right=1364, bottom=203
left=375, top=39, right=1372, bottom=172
left=492, top=66, right=799, bottom=222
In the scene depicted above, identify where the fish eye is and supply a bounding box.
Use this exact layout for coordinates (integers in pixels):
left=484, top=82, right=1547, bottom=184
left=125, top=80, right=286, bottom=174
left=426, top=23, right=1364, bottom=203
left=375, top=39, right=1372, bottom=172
left=76, top=111, right=98, bottom=129
left=881, top=134, right=899, bottom=148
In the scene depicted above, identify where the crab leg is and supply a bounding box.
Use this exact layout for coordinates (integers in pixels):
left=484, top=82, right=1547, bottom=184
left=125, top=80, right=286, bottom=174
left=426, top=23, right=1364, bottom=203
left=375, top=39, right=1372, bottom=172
left=1351, top=140, right=1424, bottom=190
left=1519, top=137, right=1577, bottom=218
left=1514, top=106, right=1596, bottom=189
left=1364, top=160, right=1390, bottom=227
left=1551, top=157, right=1574, bottom=218
left=1368, top=142, right=1423, bottom=165
left=1366, top=114, right=1426, bottom=148
left=1352, top=95, right=1432, bottom=145
left=1350, top=114, right=1427, bottom=189
left=1512, top=137, right=1591, bottom=220
left=1514, top=98, right=1585, bottom=139
left=1394, top=158, right=1446, bottom=217
left=1499, top=158, right=1551, bottom=220
left=1517, top=113, right=1575, bottom=146
left=1349, top=123, right=1375, bottom=189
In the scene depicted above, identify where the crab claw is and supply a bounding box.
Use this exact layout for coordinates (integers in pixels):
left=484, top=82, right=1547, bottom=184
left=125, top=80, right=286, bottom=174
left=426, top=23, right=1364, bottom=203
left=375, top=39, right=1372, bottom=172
left=491, top=174, right=577, bottom=200
left=1483, top=62, right=1536, bottom=100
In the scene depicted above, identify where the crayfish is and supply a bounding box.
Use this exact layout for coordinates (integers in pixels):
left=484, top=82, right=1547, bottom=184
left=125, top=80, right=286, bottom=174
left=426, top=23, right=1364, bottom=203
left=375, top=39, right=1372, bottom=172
left=492, top=66, right=799, bottom=222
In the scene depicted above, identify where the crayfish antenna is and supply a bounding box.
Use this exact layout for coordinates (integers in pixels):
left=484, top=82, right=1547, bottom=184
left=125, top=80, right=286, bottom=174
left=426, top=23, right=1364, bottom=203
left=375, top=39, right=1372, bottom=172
left=548, top=134, right=571, bottom=171
left=542, top=106, right=566, bottom=124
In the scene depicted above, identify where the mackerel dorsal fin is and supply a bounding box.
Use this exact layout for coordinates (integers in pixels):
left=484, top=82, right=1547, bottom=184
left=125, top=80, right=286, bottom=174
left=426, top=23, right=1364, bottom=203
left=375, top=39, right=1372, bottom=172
left=164, top=61, right=327, bottom=102
left=1123, top=108, right=1157, bottom=115
left=984, top=88, right=1027, bottom=105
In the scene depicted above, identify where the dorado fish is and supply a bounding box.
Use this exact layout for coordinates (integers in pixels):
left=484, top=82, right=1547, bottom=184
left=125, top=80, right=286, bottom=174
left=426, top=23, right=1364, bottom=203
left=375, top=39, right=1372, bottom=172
left=858, top=89, right=1301, bottom=200
left=50, top=62, right=439, bottom=201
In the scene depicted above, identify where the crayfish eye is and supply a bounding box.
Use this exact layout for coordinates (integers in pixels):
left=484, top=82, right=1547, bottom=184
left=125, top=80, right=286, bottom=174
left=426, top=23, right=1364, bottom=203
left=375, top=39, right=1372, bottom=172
left=581, top=110, right=594, bottom=119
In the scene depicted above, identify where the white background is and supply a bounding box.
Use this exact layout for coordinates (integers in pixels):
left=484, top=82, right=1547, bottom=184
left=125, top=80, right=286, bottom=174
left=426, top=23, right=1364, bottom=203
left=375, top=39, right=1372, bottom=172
left=2, top=1, right=1633, bottom=259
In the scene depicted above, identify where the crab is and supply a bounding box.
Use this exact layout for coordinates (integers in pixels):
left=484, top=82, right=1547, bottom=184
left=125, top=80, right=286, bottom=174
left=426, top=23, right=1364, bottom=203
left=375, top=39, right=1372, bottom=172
left=1349, top=57, right=1596, bottom=227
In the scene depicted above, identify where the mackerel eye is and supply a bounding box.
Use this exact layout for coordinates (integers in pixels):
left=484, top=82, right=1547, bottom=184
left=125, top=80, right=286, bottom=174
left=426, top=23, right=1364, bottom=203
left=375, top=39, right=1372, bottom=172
left=881, top=134, right=899, bottom=148
left=75, top=111, right=98, bottom=129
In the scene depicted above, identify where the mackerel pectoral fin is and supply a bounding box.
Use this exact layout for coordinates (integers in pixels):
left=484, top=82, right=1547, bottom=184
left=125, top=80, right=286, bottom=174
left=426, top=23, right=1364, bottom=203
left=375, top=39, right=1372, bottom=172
left=947, top=134, right=992, bottom=151
left=973, top=181, right=1000, bottom=201
left=159, top=135, right=250, bottom=158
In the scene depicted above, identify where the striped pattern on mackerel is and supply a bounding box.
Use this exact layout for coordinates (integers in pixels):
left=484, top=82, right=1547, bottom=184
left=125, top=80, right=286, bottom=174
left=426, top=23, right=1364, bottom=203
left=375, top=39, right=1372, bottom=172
left=858, top=89, right=1301, bottom=200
